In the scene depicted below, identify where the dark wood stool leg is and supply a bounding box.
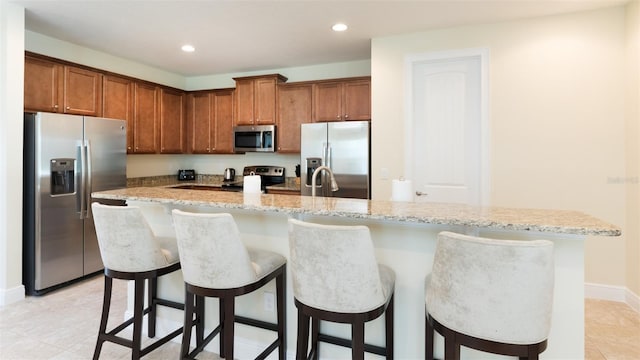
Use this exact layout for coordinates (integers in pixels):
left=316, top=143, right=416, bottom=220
left=181, top=287, right=194, bottom=359
left=310, top=318, right=320, bottom=360
left=131, top=276, right=146, bottom=360
left=148, top=277, right=157, bottom=338
left=425, top=315, right=435, bottom=360
left=351, top=319, right=365, bottom=360
left=195, top=294, right=205, bottom=347
left=296, top=308, right=310, bottom=360
left=442, top=325, right=460, bottom=360
left=276, top=271, right=286, bottom=360
left=223, top=296, right=235, bottom=360
left=219, top=297, right=225, bottom=358
left=386, top=295, right=394, bottom=360
left=93, top=275, right=112, bottom=360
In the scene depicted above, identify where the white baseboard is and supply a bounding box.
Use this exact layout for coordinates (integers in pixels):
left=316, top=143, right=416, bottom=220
left=0, top=284, right=25, bottom=307
left=585, top=282, right=640, bottom=312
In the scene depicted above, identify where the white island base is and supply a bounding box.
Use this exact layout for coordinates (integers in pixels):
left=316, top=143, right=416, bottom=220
left=123, top=201, right=586, bottom=360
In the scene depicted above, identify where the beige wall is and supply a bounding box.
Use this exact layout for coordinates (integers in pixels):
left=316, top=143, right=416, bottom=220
left=371, top=7, right=630, bottom=290
left=625, top=0, right=640, bottom=298
left=0, top=1, right=25, bottom=305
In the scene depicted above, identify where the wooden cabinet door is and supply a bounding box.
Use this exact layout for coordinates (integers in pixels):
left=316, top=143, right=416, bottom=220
left=63, top=66, right=102, bottom=116
left=234, top=79, right=254, bottom=125
left=24, top=56, right=62, bottom=113
left=159, top=88, right=185, bottom=153
left=212, top=90, right=234, bottom=153
left=188, top=93, right=213, bottom=153
left=103, top=75, right=134, bottom=152
left=255, top=77, right=277, bottom=124
left=277, top=84, right=312, bottom=153
left=313, top=82, right=343, bottom=122
left=343, top=79, right=371, bottom=121
left=133, top=83, right=158, bottom=153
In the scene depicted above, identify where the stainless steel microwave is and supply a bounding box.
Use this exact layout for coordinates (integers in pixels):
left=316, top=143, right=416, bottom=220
left=233, top=125, right=276, bottom=153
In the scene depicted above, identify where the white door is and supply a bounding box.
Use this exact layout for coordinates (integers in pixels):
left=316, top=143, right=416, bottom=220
left=407, top=51, right=487, bottom=205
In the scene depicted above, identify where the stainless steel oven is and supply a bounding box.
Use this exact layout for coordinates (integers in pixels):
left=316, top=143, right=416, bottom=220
left=233, top=125, right=276, bottom=153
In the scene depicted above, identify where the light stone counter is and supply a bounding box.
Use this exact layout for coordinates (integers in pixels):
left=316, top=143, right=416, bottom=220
left=93, top=186, right=620, bottom=236
left=92, top=187, right=620, bottom=359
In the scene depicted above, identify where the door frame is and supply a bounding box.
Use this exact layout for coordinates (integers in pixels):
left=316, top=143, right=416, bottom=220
left=403, top=47, right=491, bottom=206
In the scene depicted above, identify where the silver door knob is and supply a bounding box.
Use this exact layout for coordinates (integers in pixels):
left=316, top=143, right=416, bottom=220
left=416, top=191, right=428, bottom=196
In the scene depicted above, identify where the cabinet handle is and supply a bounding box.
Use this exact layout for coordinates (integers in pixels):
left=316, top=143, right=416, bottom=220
left=336, top=115, right=341, bottom=120
left=345, top=114, right=349, bottom=119
left=416, top=191, right=428, bottom=196
left=66, top=106, right=70, bottom=110
left=53, top=105, right=58, bottom=109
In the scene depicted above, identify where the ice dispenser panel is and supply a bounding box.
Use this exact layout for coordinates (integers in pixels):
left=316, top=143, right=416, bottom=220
left=50, top=158, right=75, bottom=195
left=306, top=157, right=322, bottom=186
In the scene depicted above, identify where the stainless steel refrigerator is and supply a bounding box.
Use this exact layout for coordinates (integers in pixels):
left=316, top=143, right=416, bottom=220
left=301, top=121, right=370, bottom=199
left=23, top=112, right=126, bottom=295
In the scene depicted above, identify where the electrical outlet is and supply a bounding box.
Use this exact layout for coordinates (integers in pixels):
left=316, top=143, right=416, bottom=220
left=263, top=291, right=275, bottom=312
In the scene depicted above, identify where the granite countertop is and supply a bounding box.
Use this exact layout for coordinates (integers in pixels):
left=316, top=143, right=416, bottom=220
left=92, top=187, right=621, bottom=236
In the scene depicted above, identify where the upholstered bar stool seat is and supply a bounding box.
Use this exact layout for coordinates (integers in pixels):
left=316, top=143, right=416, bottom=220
left=172, top=210, right=287, bottom=360
left=288, top=218, right=395, bottom=360
left=91, top=203, right=186, bottom=360
left=425, top=231, right=555, bottom=360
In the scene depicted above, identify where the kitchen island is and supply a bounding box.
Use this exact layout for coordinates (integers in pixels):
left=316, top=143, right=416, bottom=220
left=92, top=187, right=620, bottom=359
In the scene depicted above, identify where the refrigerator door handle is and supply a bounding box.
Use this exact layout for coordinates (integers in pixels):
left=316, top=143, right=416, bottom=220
left=85, top=140, right=92, bottom=219
left=79, top=141, right=87, bottom=219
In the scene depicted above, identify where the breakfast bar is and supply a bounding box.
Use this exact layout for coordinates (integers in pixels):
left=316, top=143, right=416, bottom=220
left=92, top=187, right=620, bottom=359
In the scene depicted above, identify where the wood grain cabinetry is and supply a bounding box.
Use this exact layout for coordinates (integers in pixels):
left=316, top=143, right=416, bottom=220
left=187, top=89, right=234, bottom=154
left=234, top=74, right=287, bottom=125
left=313, top=77, right=370, bottom=122
left=276, top=83, right=312, bottom=153
left=132, top=82, right=159, bottom=154
left=25, top=55, right=102, bottom=116
left=159, top=88, right=185, bottom=153
left=102, top=75, right=134, bottom=152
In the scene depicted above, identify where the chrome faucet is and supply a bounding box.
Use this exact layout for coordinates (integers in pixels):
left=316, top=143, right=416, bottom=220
left=311, top=166, right=339, bottom=197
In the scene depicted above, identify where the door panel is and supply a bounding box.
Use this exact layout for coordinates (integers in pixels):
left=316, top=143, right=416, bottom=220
left=412, top=56, right=481, bottom=205
left=36, top=113, right=84, bottom=290
left=84, top=117, right=127, bottom=274
left=328, top=121, right=370, bottom=199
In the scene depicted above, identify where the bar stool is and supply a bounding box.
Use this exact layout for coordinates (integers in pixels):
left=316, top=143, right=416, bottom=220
left=425, top=231, right=555, bottom=360
left=287, top=218, right=395, bottom=360
left=171, top=210, right=287, bottom=360
left=91, top=203, right=186, bottom=360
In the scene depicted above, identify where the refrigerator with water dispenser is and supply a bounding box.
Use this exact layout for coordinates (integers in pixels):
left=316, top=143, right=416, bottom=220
left=23, top=112, right=126, bottom=295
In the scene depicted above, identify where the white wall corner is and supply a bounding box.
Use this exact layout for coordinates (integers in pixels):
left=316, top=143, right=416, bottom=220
left=0, top=285, right=26, bottom=307
left=585, top=282, right=640, bottom=312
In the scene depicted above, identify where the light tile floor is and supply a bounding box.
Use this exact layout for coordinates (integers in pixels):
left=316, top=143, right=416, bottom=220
left=1, top=275, right=639, bottom=359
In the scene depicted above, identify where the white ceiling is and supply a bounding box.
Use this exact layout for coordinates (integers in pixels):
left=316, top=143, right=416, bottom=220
left=13, top=0, right=627, bottom=76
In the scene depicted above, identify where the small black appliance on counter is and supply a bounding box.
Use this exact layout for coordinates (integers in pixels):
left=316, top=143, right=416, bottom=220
left=178, top=169, right=196, bottom=181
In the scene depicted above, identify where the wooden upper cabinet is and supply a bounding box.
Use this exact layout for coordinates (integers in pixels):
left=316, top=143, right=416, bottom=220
left=25, top=56, right=103, bottom=116
left=102, top=75, right=134, bottom=152
left=277, top=83, right=312, bottom=153
left=63, top=66, right=102, bottom=116
left=159, top=88, right=185, bottom=154
left=234, top=74, right=287, bottom=125
left=132, top=82, right=159, bottom=154
left=188, top=92, right=213, bottom=154
left=24, top=56, right=62, bottom=113
left=187, top=89, right=234, bottom=154
left=212, top=90, right=234, bottom=153
left=313, top=77, right=371, bottom=122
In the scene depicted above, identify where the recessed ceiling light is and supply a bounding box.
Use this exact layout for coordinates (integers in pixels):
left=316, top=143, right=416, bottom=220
left=181, top=44, right=195, bottom=52
left=332, top=23, right=348, bottom=32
